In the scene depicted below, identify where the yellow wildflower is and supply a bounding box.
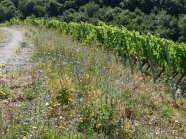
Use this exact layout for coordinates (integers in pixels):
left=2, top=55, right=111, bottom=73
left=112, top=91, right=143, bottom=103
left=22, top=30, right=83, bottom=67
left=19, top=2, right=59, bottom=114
left=79, top=117, right=83, bottom=123
left=3, top=100, right=9, bottom=104
left=68, top=97, right=73, bottom=101
left=48, top=106, right=53, bottom=110
left=58, top=126, right=65, bottom=129
left=54, top=103, right=61, bottom=107
left=8, top=108, right=12, bottom=111
left=31, top=126, right=38, bottom=130
left=22, top=136, right=28, bottom=139
left=96, top=123, right=101, bottom=128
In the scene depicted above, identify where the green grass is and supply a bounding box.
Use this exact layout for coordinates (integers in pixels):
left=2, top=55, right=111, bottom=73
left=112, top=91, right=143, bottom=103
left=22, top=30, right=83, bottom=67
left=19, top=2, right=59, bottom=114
left=0, top=26, right=185, bottom=139
left=0, top=87, right=10, bottom=99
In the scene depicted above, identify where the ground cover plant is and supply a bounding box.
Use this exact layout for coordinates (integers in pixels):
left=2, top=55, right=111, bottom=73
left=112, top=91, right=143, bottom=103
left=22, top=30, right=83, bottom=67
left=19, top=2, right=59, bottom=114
left=0, top=25, right=185, bottom=139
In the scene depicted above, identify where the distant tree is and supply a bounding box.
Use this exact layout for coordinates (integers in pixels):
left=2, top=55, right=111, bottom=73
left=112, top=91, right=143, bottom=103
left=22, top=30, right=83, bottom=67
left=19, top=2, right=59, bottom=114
left=155, top=10, right=172, bottom=38
left=0, top=4, right=6, bottom=22
left=102, top=0, right=121, bottom=7
left=19, top=1, right=37, bottom=18
left=178, top=15, right=186, bottom=42
left=160, top=0, right=186, bottom=15
left=81, top=2, right=99, bottom=18
left=63, top=0, right=76, bottom=10
left=47, top=1, right=63, bottom=16
left=169, top=17, right=180, bottom=41
left=12, top=0, right=19, bottom=8
left=120, top=0, right=140, bottom=11
left=73, top=12, right=89, bottom=22
left=60, top=9, right=76, bottom=22
left=102, top=7, right=122, bottom=22
left=93, top=7, right=107, bottom=21
left=139, top=0, right=154, bottom=13
left=33, top=5, right=46, bottom=17
left=0, top=0, right=17, bottom=21
left=76, top=0, right=90, bottom=6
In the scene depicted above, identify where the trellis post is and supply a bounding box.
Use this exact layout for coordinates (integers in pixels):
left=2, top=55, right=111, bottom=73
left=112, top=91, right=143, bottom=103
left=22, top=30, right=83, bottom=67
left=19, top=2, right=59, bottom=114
left=123, top=34, right=133, bottom=74
left=165, top=41, right=177, bottom=106
left=134, top=32, right=143, bottom=75
left=146, top=37, right=156, bottom=85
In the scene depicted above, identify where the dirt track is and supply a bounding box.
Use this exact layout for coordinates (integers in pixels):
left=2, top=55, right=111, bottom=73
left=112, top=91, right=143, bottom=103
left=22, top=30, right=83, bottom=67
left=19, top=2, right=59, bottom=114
left=0, top=27, right=31, bottom=71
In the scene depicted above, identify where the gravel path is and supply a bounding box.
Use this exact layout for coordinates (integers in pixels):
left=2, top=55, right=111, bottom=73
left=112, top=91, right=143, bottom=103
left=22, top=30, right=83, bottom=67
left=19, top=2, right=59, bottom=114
left=0, top=27, right=31, bottom=71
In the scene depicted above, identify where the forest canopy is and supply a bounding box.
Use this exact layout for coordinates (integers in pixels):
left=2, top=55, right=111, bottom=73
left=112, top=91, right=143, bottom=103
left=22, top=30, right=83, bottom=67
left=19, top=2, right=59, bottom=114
left=0, top=0, right=186, bottom=42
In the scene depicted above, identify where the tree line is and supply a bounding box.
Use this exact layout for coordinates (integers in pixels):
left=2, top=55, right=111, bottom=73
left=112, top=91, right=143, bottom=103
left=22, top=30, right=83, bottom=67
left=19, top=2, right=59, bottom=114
left=0, top=0, right=186, bottom=42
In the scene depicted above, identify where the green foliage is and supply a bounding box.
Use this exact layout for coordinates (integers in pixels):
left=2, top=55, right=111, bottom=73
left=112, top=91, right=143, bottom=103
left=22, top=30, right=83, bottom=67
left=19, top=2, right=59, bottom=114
left=0, top=0, right=186, bottom=42
left=160, top=104, right=174, bottom=118
left=81, top=2, right=99, bottom=18
left=33, top=5, right=46, bottom=17
left=23, top=89, right=35, bottom=100
left=0, top=0, right=17, bottom=22
left=178, top=15, right=186, bottom=42
left=47, top=1, right=63, bottom=16
left=0, top=87, right=10, bottom=99
left=8, top=18, right=186, bottom=74
left=56, top=88, right=72, bottom=105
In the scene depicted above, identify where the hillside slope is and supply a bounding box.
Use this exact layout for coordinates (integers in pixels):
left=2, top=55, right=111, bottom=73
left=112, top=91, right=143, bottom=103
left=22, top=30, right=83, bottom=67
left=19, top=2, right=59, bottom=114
left=0, top=25, right=185, bottom=139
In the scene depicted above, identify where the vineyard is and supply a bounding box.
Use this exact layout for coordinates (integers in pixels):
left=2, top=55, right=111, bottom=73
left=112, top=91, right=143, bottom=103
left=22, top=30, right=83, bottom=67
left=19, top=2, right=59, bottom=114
left=9, top=18, right=186, bottom=93
left=0, top=20, right=186, bottom=138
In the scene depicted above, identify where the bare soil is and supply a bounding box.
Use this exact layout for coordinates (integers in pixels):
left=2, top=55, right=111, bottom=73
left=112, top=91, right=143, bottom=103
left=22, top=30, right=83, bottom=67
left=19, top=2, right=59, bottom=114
left=0, top=27, right=32, bottom=99
left=0, top=27, right=32, bottom=71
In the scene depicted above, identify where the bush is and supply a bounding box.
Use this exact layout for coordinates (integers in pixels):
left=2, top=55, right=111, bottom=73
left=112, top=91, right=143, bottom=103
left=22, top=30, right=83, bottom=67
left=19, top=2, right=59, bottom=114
left=23, top=89, right=35, bottom=100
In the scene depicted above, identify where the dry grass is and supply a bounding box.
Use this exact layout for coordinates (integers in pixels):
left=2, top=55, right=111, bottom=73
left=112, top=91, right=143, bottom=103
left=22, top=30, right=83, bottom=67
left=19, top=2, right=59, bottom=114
left=0, top=29, right=7, bottom=42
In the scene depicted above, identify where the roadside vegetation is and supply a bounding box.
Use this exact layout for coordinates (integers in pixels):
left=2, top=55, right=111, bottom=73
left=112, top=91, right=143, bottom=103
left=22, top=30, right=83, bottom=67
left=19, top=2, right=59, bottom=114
left=0, top=26, right=185, bottom=139
left=0, top=1, right=185, bottom=138
left=0, top=29, right=6, bottom=42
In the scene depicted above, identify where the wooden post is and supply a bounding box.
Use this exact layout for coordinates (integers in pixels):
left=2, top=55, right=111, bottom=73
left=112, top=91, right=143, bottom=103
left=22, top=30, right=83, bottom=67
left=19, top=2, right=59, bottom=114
left=134, top=32, right=143, bottom=75
left=101, top=29, right=105, bottom=50
left=123, top=34, right=133, bottom=74
left=147, top=37, right=156, bottom=85
left=165, top=41, right=173, bottom=78
left=117, top=34, right=124, bottom=63
left=110, top=34, right=118, bottom=63
left=102, top=29, right=105, bottom=44
left=165, top=41, right=177, bottom=106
